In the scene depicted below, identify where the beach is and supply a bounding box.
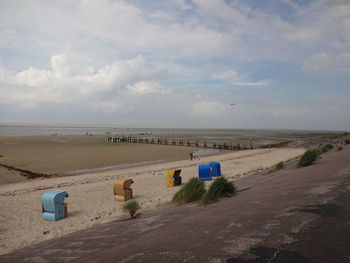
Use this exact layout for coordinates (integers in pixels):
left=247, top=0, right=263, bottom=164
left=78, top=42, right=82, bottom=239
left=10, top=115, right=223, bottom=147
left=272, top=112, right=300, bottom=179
left=0, top=133, right=293, bottom=184
left=0, top=134, right=202, bottom=184
left=0, top=147, right=304, bottom=254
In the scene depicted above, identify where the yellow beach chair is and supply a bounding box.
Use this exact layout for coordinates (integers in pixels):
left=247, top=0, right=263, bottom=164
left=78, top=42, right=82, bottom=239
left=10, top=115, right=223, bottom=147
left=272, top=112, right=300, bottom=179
left=166, top=169, right=182, bottom=187
left=114, top=178, right=133, bottom=201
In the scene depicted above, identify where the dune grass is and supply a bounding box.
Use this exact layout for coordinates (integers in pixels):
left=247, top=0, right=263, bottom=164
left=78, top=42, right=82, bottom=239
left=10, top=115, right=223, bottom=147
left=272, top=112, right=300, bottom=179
left=316, top=144, right=333, bottom=154
left=297, top=144, right=334, bottom=168
left=297, top=149, right=320, bottom=167
left=172, top=177, right=206, bottom=204
left=173, top=176, right=236, bottom=205
left=202, top=177, right=236, bottom=204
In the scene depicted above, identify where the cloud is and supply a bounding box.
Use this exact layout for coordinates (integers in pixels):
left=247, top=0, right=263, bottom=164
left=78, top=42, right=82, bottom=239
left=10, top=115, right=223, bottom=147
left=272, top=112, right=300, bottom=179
left=192, top=0, right=247, bottom=24
left=1, top=0, right=349, bottom=65
left=284, top=28, right=322, bottom=45
left=1, top=0, right=350, bottom=129
left=213, top=70, right=269, bottom=87
left=71, top=0, right=236, bottom=58
left=303, top=52, right=331, bottom=71
left=280, top=0, right=301, bottom=10
left=169, top=0, right=192, bottom=10
left=0, top=54, right=172, bottom=110
left=303, top=52, right=350, bottom=72
left=127, top=81, right=168, bottom=95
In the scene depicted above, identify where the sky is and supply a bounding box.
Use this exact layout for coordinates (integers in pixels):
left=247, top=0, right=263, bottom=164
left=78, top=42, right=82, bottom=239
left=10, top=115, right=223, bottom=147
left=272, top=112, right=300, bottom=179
left=0, top=0, right=349, bottom=130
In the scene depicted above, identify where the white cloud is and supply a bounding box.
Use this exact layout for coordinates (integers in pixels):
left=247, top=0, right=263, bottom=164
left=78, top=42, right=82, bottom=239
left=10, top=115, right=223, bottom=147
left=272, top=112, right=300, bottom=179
left=193, top=0, right=248, bottom=24
left=1, top=0, right=349, bottom=65
left=16, top=67, right=54, bottom=87
left=127, top=81, right=167, bottom=95
left=0, top=54, right=172, bottom=110
left=303, top=52, right=350, bottom=72
left=214, top=70, right=269, bottom=87
left=170, top=0, right=192, bottom=10
left=284, top=28, right=322, bottom=45
left=303, top=52, right=331, bottom=71
left=51, top=54, right=77, bottom=78
left=280, top=0, right=301, bottom=10
left=1, top=0, right=350, bottom=129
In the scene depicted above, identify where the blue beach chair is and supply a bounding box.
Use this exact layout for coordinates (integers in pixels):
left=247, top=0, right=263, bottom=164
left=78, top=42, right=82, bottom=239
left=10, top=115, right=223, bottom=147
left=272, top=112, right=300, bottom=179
left=210, top=162, right=221, bottom=177
left=198, top=164, right=212, bottom=181
left=42, top=190, right=69, bottom=221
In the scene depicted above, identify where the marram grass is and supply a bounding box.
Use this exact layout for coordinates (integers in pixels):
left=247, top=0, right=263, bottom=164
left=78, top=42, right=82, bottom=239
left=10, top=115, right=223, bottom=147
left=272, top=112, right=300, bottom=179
left=202, top=177, right=236, bottom=204
left=172, top=177, right=206, bottom=204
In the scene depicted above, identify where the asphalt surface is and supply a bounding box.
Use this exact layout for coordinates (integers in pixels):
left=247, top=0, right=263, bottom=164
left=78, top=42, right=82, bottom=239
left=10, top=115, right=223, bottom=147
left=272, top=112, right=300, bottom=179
left=1, top=144, right=349, bottom=263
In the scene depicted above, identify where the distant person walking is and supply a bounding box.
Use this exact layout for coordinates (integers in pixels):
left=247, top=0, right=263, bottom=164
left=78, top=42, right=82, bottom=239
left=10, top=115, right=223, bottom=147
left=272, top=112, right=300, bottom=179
left=190, top=152, right=193, bottom=161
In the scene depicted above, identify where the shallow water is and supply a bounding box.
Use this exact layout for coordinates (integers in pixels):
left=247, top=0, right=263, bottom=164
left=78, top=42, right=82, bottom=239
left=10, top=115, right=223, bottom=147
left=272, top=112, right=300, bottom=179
left=0, top=125, right=337, bottom=137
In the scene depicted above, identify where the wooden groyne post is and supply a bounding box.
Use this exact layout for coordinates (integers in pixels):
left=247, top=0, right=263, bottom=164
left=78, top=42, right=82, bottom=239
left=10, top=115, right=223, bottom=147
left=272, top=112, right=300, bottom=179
left=106, top=136, right=258, bottom=151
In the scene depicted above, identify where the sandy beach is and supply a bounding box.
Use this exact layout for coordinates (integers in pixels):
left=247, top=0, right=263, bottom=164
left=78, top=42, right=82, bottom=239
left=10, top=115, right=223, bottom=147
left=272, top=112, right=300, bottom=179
left=0, top=147, right=304, bottom=255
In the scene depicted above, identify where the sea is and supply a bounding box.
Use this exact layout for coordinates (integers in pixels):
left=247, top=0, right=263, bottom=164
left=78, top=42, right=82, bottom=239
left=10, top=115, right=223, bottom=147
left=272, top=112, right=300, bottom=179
left=0, top=125, right=338, bottom=137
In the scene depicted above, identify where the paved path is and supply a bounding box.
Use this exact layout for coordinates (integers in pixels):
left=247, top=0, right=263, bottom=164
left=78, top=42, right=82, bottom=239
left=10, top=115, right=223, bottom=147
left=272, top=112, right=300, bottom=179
left=1, top=145, right=349, bottom=263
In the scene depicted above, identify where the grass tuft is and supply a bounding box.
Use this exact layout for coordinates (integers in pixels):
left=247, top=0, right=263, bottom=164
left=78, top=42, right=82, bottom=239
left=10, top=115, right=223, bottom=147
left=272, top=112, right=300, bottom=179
left=122, top=200, right=140, bottom=218
left=316, top=144, right=333, bottom=154
left=297, top=149, right=320, bottom=167
left=298, top=144, right=335, bottom=168
left=172, top=177, right=206, bottom=204
left=202, top=177, right=236, bottom=204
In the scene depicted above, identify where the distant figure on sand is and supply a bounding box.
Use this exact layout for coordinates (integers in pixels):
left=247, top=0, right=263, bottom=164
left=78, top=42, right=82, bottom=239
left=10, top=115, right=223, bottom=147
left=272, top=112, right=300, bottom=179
left=191, top=151, right=200, bottom=160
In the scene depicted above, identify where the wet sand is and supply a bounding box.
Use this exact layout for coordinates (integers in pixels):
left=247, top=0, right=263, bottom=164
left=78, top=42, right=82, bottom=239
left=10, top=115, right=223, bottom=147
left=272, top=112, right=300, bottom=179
left=0, top=147, right=305, bottom=254
left=0, top=133, right=289, bottom=184
left=0, top=134, right=202, bottom=184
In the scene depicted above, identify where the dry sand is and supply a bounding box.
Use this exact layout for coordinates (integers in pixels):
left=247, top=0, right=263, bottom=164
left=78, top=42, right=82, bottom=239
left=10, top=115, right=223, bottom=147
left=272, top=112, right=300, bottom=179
left=0, top=147, right=304, bottom=255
